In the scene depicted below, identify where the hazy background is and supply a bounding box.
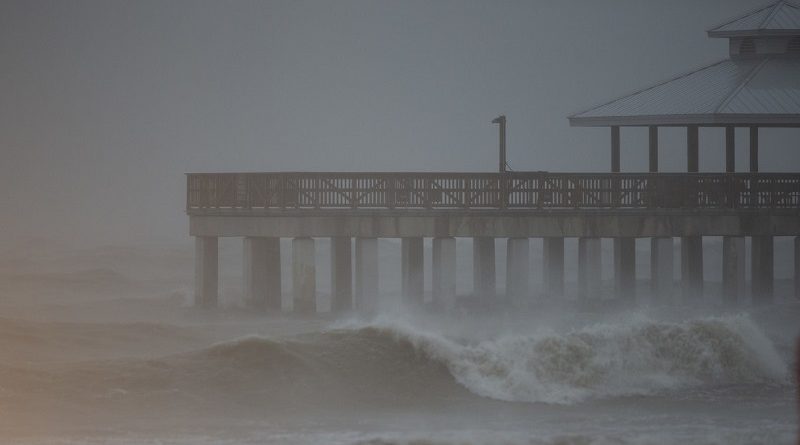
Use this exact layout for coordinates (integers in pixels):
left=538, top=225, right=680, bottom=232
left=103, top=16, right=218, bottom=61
left=1, top=0, right=798, bottom=249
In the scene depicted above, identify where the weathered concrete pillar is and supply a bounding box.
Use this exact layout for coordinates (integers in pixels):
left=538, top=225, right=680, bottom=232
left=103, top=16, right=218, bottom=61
left=194, top=236, right=218, bottom=308
left=330, top=237, right=352, bottom=312
left=543, top=237, right=565, bottom=298
left=650, top=237, right=674, bottom=304
left=354, top=237, right=378, bottom=312
left=505, top=238, right=530, bottom=302
left=751, top=236, right=773, bottom=304
left=722, top=236, right=745, bottom=305
left=614, top=238, right=636, bottom=304
left=432, top=237, right=456, bottom=309
left=795, top=237, right=800, bottom=301
left=687, top=125, right=699, bottom=173
left=610, top=126, right=620, bottom=173
left=749, top=126, right=759, bottom=172
left=649, top=126, right=658, bottom=172
left=292, top=237, right=316, bottom=314
left=473, top=237, right=496, bottom=297
left=401, top=237, right=424, bottom=305
left=725, top=126, right=735, bottom=173
left=243, top=237, right=281, bottom=311
left=680, top=236, right=704, bottom=301
left=578, top=237, right=602, bottom=300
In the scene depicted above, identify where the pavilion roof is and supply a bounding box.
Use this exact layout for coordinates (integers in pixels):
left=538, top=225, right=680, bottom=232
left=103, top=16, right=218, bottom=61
left=707, top=0, right=800, bottom=37
left=568, top=57, right=800, bottom=127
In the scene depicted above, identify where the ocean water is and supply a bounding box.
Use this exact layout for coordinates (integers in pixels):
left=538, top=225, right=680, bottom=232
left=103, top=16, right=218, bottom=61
left=0, top=243, right=797, bottom=444
left=1, top=307, right=796, bottom=445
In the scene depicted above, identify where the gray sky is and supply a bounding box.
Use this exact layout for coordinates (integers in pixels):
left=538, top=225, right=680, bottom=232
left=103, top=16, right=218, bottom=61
left=1, top=0, right=796, bottom=248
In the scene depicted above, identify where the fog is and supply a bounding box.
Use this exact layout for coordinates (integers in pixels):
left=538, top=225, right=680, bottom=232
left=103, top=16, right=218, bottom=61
left=1, top=1, right=799, bottom=444
left=2, top=0, right=799, bottom=248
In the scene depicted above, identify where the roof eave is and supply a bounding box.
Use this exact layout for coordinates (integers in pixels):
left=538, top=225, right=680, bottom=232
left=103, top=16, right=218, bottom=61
left=707, top=29, right=800, bottom=38
left=568, top=114, right=800, bottom=127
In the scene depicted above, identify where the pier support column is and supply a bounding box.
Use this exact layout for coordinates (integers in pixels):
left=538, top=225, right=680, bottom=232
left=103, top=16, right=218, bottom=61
left=543, top=237, right=565, bottom=298
left=194, top=236, right=218, bottom=308
left=331, top=237, right=352, bottom=312
left=243, top=237, right=281, bottom=311
left=506, top=238, right=530, bottom=302
left=751, top=236, right=773, bottom=304
left=795, top=237, right=800, bottom=301
left=355, top=237, right=379, bottom=312
left=578, top=237, right=602, bottom=300
left=651, top=237, right=674, bottom=304
left=401, top=237, right=424, bottom=305
left=292, top=237, right=316, bottom=314
left=473, top=237, right=496, bottom=297
left=432, top=237, right=456, bottom=310
left=681, top=236, right=703, bottom=301
left=614, top=238, right=636, bottom=304
left=722, top=236, right=745, bottom=305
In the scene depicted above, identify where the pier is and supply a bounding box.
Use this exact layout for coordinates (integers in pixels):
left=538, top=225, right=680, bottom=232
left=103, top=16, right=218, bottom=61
left=186, top=1, right=800, bottom=312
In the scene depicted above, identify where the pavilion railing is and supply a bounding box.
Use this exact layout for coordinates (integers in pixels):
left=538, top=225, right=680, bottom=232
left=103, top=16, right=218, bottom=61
left=186, top=172, right=800, bottom=211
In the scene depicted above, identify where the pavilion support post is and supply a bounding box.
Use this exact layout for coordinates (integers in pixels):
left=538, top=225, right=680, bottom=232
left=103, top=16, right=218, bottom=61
left=611, top=126, right=620, bottom=173
left=543, top=237, right=565, bottom=298
left=355, top=237, right=379, bottom=313
left=432, top=237, right=456, bottom=310
left=751, top=236, right=773, bottom=305
left=687, top=125, right=699, bottom=173
left=578, top=237, right=602, bottom=300
left=331, top=237, right=352, bottom=312
left=292, top=237, right=316, bottom=314
left=401, top=237, right=424, bottom=306
left=648, top=126, right=658, bottom=172
left=680, top=236, right=703, bottom=301
left=651, top=237, right=674, bottom=304
left=505, top=238, right=530, bottom=303
left=473, top=237, right=496, bottom=297
left=614, top=238, right=636, bottom=305
left=725, top=126, right=735, bottom=173
left=194, top=236, right=218, bottom=308
left=243, top=237, right=281, bottom=311
left=749, top=126, right=759, bottom=172
left=722, top=236, right=746, bottom=305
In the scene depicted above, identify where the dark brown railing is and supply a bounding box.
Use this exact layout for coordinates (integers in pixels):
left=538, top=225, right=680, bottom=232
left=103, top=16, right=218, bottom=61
left=186, top=172, right=800, bottom=211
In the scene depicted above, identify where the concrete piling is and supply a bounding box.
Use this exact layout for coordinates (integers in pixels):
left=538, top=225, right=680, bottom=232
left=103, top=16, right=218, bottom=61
left=795, top=236, right=799, bottom=301
left=751, top=235, right=774, bottom=304
left=355, top=237, right=379, bottom=312
left=505, top=237, right=530, bottom=302
left=292, top=237, right=316, bottom=314
left=401, top=237, right=424, bottom=305
left=613, top=237, right=636, bottom=304
left=432, top=237, right=456, bottom=310
left=722, top=236, right=745, bottom=305
left=680, top=236, right=703, bottom=301
left=543, top=237, right=565, bottom=298
left=473, top=237, right=496, bottom=297
left=651, top=237, right=674, bottom=304
left=243, top=237, right=281, bottom=311
left=578, top=237, right=602, bottom=300
left=194, top=236, right=218, bottom=308
left=331, top=237, right=352, bottom=312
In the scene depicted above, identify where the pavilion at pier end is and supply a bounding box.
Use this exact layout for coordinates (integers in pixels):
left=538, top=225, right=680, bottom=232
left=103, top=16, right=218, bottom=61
left=187, top=1, right=800, bottom=313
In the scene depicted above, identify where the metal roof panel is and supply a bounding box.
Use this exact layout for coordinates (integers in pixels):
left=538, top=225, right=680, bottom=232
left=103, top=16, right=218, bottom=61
left=570, top=58, right=800, bottom=126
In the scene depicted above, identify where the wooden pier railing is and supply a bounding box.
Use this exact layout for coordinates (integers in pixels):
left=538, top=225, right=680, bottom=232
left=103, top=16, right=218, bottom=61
left=186, top=172, right=800, bottom=211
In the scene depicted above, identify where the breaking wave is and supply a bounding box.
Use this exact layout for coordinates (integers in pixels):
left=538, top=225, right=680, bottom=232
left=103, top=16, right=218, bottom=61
left=8, top=314, right=786, bottom=409
left=369, top=314, right=789, bottom=404
left=183, top=313, right=788, bottom=405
